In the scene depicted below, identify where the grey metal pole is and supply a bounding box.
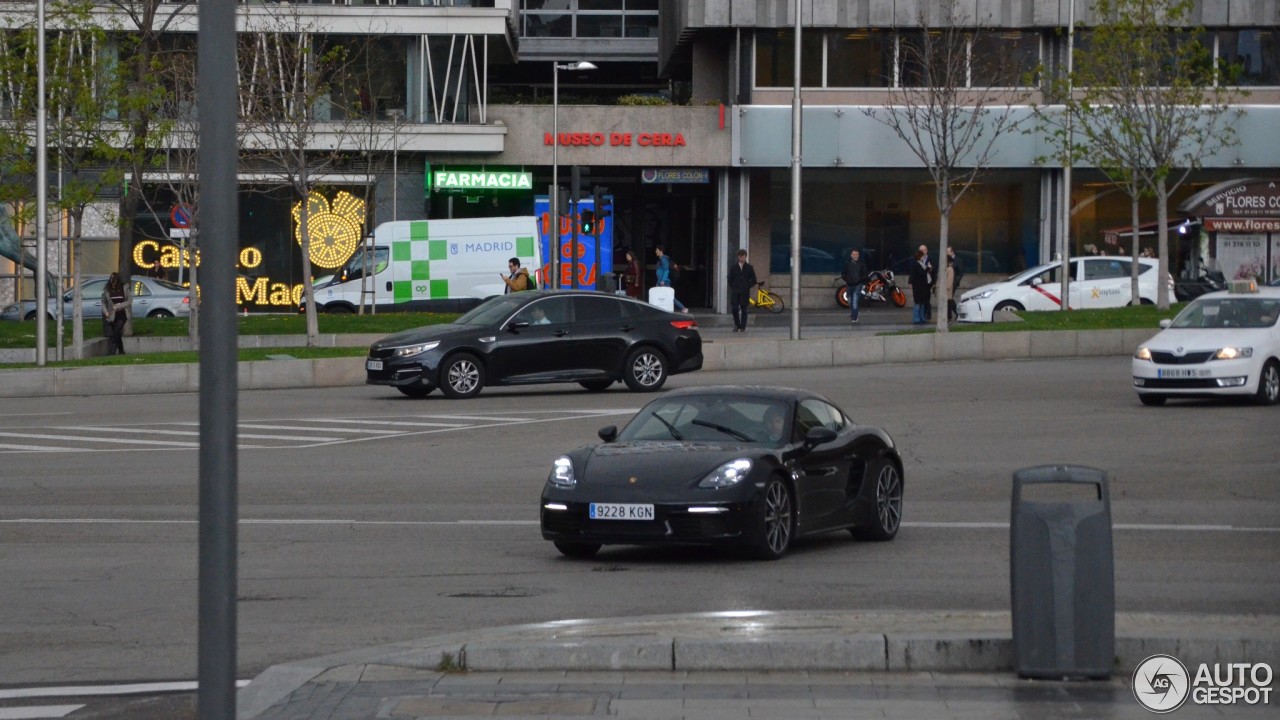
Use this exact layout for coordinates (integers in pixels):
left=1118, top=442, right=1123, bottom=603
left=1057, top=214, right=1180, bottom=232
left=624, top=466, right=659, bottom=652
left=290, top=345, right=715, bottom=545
left=36, top=0, right=47, bottom=365
left=197, top=0, right=239, bottom=717
left=551, top=63, right=559, bottom=289
left=788, top=0, right=802, bottom=340
left=1060, top=0, right=1075, bottom=310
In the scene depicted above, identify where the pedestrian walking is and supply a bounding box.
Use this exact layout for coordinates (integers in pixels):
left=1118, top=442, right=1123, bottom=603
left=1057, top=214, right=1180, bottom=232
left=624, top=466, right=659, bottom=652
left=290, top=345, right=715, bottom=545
left=909, top=246, right=932, bottom=325
left=842, top=247, right=867, bottom=324
left=101, top=272, right=132, bottom=355
left=501, top=257, right=532, bottom=293
left=727, top=248, right=757, bottom=332
left=946, top=246, right=964, bottom=322
left=623, top=249, right=643, bottom=300
left=654, top=245, right=688, bottom=313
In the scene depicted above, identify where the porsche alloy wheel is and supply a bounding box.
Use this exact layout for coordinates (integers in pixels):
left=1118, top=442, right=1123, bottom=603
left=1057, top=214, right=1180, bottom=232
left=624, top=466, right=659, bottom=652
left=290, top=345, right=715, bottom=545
left=854, top=459, right=902, bottom=542
left=623, top=347, right=668, bottom=392
left=440, top=353, right=484, bottom=399
left=754, top=478, right=794, bottom=560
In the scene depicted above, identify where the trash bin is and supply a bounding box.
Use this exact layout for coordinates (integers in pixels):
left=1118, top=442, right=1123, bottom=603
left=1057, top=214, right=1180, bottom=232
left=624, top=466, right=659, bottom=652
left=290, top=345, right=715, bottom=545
left=1010, top=464, right=1114, bottom=680
left=648, top=286, right=675, bottom=312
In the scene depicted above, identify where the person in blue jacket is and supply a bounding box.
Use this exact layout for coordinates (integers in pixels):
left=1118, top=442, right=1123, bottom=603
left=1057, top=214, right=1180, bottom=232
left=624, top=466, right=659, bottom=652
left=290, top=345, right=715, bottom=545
left=654, top=245, right=688, bottom=313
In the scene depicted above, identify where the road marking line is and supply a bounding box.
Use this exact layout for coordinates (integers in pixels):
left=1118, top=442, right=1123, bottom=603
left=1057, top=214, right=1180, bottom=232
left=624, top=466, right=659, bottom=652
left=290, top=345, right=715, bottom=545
left=0, top=432, right=199, bottom=448
left=0, top=443, right=87, bottom=452
left=414, top=414, right=514, bottom=422
left=55, top=426, right=317, bottom=442
left=301, top=418, right=468, bottom=428
left=233, top=423, right=397, bottom=435
left=2, top=519, right=1276, bottom=532
left=0, top=706, right=85, bottom=719
left=0, top=680, right=250, bottom=700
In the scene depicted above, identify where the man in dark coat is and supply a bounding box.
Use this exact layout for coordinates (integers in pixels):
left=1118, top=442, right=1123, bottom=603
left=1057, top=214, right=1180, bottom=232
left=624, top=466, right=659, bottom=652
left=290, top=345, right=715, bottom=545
left=909, top=245, right=933, bottom=325
left=727, top=248, right=757, bottom=332
left=842, top=248, right=867, bottom=324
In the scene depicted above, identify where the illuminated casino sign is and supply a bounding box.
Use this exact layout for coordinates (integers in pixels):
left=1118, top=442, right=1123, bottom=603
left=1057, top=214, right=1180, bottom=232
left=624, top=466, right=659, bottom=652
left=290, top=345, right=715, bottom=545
left=433, top=170, right=533, bottom=191
left=292, top=190, right=366, bottom=269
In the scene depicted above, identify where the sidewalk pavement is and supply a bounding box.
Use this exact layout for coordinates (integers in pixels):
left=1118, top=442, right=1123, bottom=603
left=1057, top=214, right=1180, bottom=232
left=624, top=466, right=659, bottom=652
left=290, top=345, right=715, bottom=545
left=239, top=610, right=1280, bottom=719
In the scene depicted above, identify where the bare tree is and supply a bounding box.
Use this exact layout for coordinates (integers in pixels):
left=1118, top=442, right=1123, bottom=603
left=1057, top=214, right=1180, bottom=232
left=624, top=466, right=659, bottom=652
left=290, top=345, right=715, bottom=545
left=863, top=0, right=1025, bottom=332
left=1066, top=0, right=1241, bottom=309
left=156, top=39, right=205, bottom=347
left=239, top=4, right=363, bottom=346
left=0, top=15, right=40, bottom=305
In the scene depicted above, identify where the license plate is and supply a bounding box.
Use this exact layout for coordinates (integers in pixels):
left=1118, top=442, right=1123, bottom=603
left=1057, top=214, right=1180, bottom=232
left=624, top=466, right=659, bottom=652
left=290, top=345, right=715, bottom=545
left=1158, top=368, right=1210, bottom=379
left=589, top=503, right=655, bottom=521
left=366, top=359, right=383, bottom=371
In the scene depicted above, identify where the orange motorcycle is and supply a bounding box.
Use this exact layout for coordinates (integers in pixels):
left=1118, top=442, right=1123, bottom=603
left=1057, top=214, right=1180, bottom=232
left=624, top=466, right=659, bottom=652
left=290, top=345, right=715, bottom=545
left=836, top=269, right=907, bottom=309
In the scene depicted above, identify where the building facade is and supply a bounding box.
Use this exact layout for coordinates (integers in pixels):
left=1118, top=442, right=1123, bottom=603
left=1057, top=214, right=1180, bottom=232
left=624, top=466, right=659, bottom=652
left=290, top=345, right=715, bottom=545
left=2, top=0, right=1278, bottom=311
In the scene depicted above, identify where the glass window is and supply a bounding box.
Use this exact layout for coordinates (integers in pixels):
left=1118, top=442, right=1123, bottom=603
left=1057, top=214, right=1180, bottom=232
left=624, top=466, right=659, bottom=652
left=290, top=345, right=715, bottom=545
left=1083, top=258, right=1131, bottom=280
left=1219, top=29, right=1280, bottom=86
left=625, top=0, right=658, bottom=9
left=970, top=30, right=1039, bottom=87
left=132, top=281, right=151, bottom=297
left=579, top=0, right=621, bottom=9
left=827, top=30, right=892, bottom=87
left=574, top=295, right=623, bottom=322
left=578, top=14, right=623, bottom=38
left=624, top=14, right=659, bottom=38
left=513, top=297, right=573, bottom=326
left=795, top=399, right=829, bottom=436
left=755, top=30, right=822, bottom=88
left=1028, top=264, right=1062, bottom=286
left=524, top=13, right=572, bottom=38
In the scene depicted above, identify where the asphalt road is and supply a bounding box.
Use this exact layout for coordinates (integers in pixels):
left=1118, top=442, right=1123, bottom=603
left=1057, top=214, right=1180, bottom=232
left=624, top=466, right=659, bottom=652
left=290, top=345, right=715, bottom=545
left=1, top=358, right=1277, bottom=692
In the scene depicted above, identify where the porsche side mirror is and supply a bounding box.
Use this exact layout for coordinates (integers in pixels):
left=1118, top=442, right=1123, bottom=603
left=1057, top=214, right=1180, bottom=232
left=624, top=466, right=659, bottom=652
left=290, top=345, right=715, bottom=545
left=598, top=425, right=618, bottom=443
left=803, top=426, right=837, bottom=448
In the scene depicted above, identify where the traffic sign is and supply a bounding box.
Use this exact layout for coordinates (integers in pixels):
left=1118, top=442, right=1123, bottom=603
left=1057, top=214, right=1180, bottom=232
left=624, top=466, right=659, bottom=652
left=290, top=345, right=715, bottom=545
left=170, top=204, right=193, bottom=228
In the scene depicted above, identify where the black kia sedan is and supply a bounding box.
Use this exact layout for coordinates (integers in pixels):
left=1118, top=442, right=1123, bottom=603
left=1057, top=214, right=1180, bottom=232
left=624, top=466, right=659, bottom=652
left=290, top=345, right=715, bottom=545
left=366, top=290, right=702, bottom=398
left=540, top=386, right=904, bottom=560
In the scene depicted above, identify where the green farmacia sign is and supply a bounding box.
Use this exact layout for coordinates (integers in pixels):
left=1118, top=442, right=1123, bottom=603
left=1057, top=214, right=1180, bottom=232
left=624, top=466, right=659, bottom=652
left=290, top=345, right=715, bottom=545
left=433, top=170, right=533, bottom=191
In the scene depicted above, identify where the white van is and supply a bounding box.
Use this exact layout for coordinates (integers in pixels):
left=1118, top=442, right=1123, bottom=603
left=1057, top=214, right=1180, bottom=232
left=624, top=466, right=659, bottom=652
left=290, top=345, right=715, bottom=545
left=310, top=216, right=542, bottom=313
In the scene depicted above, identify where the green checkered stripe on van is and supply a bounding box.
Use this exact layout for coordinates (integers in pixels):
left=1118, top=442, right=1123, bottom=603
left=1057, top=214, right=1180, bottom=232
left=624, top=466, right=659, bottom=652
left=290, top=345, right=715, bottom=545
left=389, top=221, right=540, bottom=301
left=391, top=221, right=448, bottom=301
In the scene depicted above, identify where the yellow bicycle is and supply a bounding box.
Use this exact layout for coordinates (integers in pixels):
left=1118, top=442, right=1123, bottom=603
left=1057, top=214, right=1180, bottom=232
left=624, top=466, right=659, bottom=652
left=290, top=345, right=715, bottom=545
left=748, top=281, right=786, bottom=314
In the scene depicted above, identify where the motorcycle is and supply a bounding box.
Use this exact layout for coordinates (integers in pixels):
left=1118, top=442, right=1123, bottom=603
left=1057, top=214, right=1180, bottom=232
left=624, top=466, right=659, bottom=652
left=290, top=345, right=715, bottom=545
left=1174, top=268, right=1226, bottom=302
left=836, top=269, right=908, bottom=309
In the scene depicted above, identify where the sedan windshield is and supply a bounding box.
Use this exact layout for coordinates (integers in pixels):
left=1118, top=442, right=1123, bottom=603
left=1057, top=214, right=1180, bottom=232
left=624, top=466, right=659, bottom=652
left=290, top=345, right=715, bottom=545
left=454, top=294, right=526, bottom=326
left=619, top=395, right=791, bottom=445
left=1171, top=297, right=1280, bottom=329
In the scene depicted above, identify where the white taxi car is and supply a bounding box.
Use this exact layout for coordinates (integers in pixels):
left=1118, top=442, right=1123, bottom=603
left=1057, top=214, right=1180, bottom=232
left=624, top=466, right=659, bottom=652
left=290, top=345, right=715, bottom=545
left=957, top=256, right=1171, bottom=323
left=1131, top=281, right=1280, bottom=406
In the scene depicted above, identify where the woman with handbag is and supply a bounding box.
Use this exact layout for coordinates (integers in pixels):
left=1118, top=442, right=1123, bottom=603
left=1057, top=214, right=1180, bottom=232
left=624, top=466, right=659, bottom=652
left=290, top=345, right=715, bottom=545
left=101, top=272, right=132, bottom=355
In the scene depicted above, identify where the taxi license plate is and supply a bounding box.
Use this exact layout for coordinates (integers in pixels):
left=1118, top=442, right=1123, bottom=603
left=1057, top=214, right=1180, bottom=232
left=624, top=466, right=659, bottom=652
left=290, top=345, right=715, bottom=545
left=366, top=359, right=383, bottom=371
left=589, top=503, right=654, bottom=521
left=1158, top=368, right=1210, bottom=379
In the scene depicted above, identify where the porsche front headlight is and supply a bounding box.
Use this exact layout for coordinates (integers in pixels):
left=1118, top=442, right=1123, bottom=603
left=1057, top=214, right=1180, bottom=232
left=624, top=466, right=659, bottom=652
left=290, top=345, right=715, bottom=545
left=550, top=456, right=576, bottom=488
left=1214, top=346, right=1252, bottom=360
left=392, top=340, right=440, bottom=358
left=698, top=459, right=753, bottom=489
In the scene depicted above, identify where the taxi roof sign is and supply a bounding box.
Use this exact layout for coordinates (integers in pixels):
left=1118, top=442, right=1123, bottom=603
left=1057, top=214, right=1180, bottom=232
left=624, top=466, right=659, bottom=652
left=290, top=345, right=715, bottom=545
left=1228, top=279, right=1258, bottom=293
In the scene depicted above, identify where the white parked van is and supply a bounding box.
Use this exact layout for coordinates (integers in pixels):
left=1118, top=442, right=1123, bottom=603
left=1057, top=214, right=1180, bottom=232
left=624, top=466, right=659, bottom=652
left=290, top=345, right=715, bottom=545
left=310, top=216, right=542, bottom=313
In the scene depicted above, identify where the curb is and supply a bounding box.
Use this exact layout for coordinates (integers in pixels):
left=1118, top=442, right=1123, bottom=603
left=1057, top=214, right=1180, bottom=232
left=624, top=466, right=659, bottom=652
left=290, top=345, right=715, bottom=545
left=0, top=328, right=1156, bottom=398
left=235, top=611, right=1280, bottom=720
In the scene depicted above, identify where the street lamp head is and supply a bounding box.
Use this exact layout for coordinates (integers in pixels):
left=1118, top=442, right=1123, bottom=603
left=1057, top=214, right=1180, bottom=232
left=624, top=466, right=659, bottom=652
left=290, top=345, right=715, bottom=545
left=559, top=61, right=598, bottom=72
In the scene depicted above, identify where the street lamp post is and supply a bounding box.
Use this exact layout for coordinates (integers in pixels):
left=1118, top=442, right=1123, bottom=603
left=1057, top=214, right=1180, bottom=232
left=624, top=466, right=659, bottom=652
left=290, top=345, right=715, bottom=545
left=551, top=60, right=596, bottom=290
left=387, top=108, right=404, bottom=223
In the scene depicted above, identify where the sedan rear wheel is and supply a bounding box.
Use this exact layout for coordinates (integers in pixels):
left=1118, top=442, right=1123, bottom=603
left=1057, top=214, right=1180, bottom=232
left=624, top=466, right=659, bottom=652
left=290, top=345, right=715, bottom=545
left=148, top=309, right=174, bottom=318
left=853, top=459, right=902, bottom=542
left=439, top=353, right=484, bottom=399
left=622, top=347, right=667, bottom=392
left=1256, top=360, right=1280, bottom=406
left=752, top=478, right=794, bottom=560
left=553, top=541, right=601, bottom=559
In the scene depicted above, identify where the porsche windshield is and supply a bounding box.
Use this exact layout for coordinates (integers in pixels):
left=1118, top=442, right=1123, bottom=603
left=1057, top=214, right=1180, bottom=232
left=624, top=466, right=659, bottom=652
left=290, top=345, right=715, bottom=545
left=619, top=395, right=791, bottom=445
left=1171, top=297, right=1280, bottom=329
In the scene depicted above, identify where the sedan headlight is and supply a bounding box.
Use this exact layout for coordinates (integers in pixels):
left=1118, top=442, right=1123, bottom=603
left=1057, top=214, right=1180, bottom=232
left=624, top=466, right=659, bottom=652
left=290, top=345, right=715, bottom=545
left=1134, top=347, right=1152, bottom=361
left=392, top=340, right=440, bottom=358
left=698, top=458, right=753, bottom=489
left=550, top=456, right=576, bottom=488
left=965, top=289, right=996, bottom=302
left=1214, top=346, right=1252, bottom=360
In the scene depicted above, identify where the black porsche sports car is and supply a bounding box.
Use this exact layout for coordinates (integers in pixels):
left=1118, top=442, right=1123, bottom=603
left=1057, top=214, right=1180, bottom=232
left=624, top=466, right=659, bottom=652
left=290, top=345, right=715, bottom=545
left=365, top=290, right=703, bottom=398
left=540, top=386, right=905, bottom=560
